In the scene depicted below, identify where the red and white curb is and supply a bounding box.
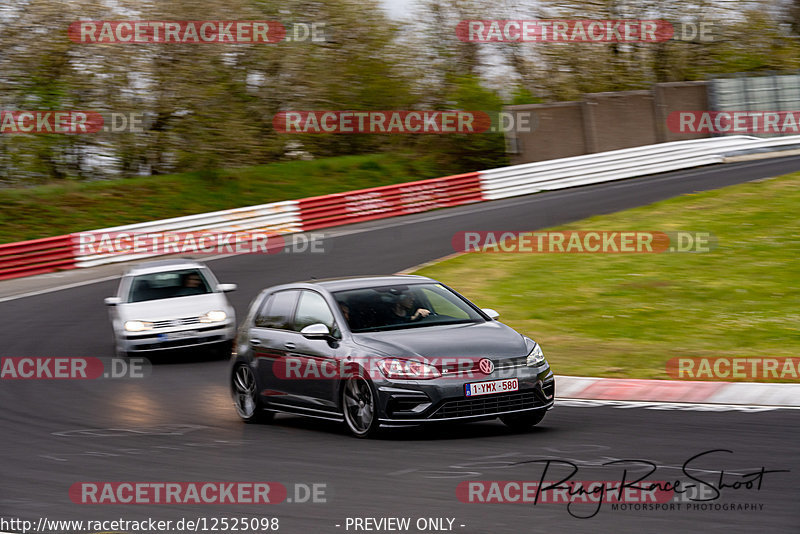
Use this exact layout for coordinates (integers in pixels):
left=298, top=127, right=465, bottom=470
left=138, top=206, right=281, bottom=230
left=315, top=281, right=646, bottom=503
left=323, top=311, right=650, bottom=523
left=7, top=134, right=800, bottom=282
left=556, top=375, right=800, bottom=407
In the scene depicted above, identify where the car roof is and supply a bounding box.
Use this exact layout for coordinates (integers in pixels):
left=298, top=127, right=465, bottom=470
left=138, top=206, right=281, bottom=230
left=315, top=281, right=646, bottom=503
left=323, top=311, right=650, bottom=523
left=124, top=259, right=207, bottom=276
left=309, top=275, right=434, bottom=292
left=258, top=275, right=434, bottom=294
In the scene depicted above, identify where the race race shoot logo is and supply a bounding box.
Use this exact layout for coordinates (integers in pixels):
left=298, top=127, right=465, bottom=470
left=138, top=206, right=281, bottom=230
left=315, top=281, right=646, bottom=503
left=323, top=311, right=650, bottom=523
left=68, top=21, right=287, bottom=43
left=0, top=357, right=149, bottom=380
left=452, top=231, right=715, bottom=253
left=666, top=357, right=800, bottom=381
left=0, top=111, right=104, bottom=134
left=667, top=111, right=800, bottom=135
left=273, top=111, right=493, bottom=134
left=455, top=450, right=788, bottom=519
left=69, top=482, right=287, bottom=504
left=76, top=231, right=327, bottom=256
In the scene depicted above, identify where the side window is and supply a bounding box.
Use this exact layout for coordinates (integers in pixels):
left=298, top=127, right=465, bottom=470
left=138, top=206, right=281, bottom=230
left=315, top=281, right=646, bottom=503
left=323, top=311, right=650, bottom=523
left=254, top=295, right=274, bottom=327
left=294, top=291, right=336, bottom=333
left=254, top=290, right=299, bottom=330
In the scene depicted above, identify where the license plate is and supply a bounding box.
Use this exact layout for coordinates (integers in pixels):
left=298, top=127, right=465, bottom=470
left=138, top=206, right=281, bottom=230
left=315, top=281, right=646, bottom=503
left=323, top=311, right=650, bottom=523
left=158, top=330, right=197, bottom=341
left=465, top=378, right=519, bottom=397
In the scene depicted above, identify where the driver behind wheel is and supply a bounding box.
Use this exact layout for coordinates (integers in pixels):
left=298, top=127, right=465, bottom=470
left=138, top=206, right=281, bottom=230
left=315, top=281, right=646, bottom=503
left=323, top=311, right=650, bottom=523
left=390, top=292, right=431, bottom=322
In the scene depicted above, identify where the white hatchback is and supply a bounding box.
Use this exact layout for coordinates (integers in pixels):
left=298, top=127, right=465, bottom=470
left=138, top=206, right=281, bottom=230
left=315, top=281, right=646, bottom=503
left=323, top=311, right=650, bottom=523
left=105, top=259, right=237, bottom=357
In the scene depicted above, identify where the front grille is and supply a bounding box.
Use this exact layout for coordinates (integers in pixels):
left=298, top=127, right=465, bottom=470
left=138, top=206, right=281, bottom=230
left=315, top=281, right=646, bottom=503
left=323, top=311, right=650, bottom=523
left=155, top=335, right=222, bottom=348
left=430, top=389, right=543, bottom=419
left=133, top=334, right=224, bottom=350
left=439, top=356, right=528, bottom=376
left=151, top=316, right=202, bottom=329
left=133, top=325, right=222, bottom=340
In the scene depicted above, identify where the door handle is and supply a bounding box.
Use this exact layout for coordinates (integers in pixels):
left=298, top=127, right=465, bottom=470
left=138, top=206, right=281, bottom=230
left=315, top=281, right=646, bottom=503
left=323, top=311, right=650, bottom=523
left=250, top=339, right=261, bottom=346
left=284, top=342, right=296, bottom=350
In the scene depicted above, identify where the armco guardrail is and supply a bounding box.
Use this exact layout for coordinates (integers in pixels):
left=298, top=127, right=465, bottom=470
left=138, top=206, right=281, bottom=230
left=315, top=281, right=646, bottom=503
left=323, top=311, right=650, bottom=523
left=0, top=235, right=75, bottom=280
left=298, top=172, right=483, bottom=231
left=73, top=200, right=301, bottom=268
left=479, top=135, right=764, bottom=200
left=718, top=134, right=800, bottom=157
left=2, top=134, right=800, bottom=281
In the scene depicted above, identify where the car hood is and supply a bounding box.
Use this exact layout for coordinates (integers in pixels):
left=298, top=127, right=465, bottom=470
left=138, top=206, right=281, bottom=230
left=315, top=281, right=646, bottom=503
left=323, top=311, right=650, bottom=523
left=351, top=320, right=527, bottom=361
left=116, top=293, right=232, bottom=321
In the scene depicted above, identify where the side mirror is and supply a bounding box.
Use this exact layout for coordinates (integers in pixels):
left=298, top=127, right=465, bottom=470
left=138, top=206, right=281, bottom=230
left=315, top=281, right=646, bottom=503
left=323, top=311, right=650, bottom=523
left=218, top=283, right=237, bottom=293
left=300, top=323, right=331, bottom=339
left=482, top=308, right=500, bottom=320
left=104, top=297, right=122, bottom=306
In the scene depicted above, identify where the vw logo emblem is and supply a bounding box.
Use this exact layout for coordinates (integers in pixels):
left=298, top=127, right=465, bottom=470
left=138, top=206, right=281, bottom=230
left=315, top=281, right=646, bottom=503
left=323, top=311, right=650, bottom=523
left=478, top=358, right=494, bottom=375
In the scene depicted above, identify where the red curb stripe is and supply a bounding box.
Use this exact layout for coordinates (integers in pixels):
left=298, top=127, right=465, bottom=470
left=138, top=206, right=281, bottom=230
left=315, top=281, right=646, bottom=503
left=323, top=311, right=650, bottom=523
left=575, top=378, right=726, bottom=403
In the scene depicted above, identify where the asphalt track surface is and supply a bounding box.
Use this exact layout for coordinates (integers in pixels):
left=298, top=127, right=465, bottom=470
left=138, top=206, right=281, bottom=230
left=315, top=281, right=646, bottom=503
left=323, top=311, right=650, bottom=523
left=1, top=157, right=800, bottom=533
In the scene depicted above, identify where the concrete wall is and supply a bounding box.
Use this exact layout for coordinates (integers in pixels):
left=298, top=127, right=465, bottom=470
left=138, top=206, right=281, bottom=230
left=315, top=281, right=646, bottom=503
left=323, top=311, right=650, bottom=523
left=506, top=81, right=710, bottom=164
left=504, top=102, right=586, bottom=163
left=654, top=81, right=709, bottom=142
left=584, top=90, right=658, bottom=152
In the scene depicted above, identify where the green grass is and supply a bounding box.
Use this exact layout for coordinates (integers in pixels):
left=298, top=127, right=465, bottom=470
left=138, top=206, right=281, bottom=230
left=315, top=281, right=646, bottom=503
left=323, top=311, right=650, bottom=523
left=414, top=173, right=800, bottom=382
left=0, top=153, right=444, bottom=243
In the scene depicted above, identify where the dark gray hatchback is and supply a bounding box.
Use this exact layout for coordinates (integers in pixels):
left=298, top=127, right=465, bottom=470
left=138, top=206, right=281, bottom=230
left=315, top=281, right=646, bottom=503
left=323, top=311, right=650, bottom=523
left=230, top=275, right=555, bottom=437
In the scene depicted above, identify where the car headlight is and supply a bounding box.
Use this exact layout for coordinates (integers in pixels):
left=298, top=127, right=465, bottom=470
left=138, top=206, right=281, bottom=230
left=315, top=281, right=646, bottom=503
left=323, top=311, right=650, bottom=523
left=200, top=310, right=227, bottom=323
left=526, top=341, right=546, bottom=367
left=377, top=358, right=441, bottom=380
left=124, top=320, right=153, bottom=332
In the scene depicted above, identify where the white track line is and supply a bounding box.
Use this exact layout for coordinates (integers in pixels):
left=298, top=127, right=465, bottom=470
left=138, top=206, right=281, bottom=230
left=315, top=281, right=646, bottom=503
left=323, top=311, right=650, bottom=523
left=0, top=275, right=121, bottom=304
left=557, top=398, right=800, bottom=410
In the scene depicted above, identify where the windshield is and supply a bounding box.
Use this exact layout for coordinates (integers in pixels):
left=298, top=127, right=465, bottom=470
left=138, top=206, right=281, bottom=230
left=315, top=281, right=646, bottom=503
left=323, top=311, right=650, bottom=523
left=332, top=283, right=485, bottom=333
left=127, top=269, right=212, bottom=303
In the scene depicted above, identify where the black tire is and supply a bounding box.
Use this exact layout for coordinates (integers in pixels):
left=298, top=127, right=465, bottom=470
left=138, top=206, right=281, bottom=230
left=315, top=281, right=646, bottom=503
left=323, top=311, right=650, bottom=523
left=214, top=340, right=234, bottom=360
left=231, top=362, right=273, bottom=423
left=500, top=410, right=546, bottom=431
left=341, top=373, right=380, bottom=438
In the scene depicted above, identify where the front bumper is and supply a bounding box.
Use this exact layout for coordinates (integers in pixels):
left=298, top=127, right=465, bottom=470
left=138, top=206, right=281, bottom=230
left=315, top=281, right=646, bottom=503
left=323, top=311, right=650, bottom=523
left=120, top=322, right=235, bottom=353
left=375, top=367, right=555, bottom=424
